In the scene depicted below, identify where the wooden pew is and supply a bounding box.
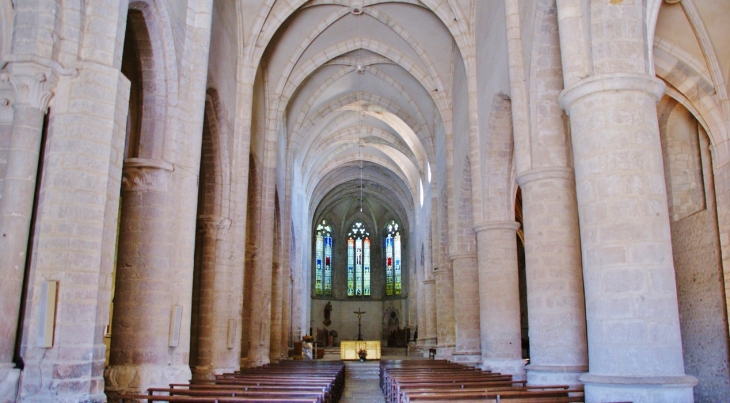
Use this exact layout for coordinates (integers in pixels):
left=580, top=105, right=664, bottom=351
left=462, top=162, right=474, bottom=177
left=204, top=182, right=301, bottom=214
left=120, top=361, right=345, bottom=403
left=117, top=395, right=320, bottom=402
left=380, top=359, right=586, bottom=403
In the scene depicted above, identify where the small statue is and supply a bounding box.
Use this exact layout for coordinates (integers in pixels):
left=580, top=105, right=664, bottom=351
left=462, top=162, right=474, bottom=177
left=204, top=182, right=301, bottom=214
left=323, top=301, right=332, bottom=326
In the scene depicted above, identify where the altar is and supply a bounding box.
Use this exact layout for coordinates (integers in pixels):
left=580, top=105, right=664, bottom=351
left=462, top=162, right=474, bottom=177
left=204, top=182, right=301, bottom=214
left=340, top=340, right=381, bottom=360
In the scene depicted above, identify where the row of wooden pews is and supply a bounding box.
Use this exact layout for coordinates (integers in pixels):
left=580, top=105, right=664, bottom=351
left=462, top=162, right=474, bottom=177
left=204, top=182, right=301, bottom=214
left=117, top=360, right=346, bottom=403
left=380, top=360, right=585, bottom=403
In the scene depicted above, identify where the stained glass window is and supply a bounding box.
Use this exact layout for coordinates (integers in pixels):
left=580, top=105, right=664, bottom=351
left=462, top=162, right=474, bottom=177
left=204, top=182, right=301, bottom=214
left=347, top=222, right=370, bottom=296
left=315, top=220, right=332, bottom=295
left=385, top=221, right=402, bottom=295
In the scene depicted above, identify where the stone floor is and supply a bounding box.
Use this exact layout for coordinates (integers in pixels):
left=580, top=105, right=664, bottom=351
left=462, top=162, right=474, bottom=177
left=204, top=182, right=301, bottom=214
left=332, top=348, right=430, bottom=403
left=339, top=361, right=384, bottom=403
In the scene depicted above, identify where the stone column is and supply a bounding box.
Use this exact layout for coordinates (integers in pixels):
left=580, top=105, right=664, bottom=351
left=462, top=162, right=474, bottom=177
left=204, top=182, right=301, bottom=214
left=559, top=74, right=697, bottom=402
left=243, top=166, right=276, bottom=367
left=416, top=270, right=426, bottom=347
left=192, top=215, right=234, bottom=380
left=0, top=63, right=57, bottom=397
left=516, top=168, right=587, bottom=385
left=105, top=159, right=192, bottom=399
left=269, top=256, right=283, bottom=362
left=434, top=267, right=455, bottom=358
left=449, top=253, right=481, bottom=364
left=474, top=223, right=525, bottom=378
left=421, top=279, right=437, bottom=346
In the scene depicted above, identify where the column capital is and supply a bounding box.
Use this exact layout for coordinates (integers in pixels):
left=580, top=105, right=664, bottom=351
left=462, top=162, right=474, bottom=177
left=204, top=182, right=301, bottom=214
left=559, top=73, right=666, bottom=115
left=516, top=167, right=574, bottom=186
left=473, top=221, right=520, bottom=233
left=422, top=278, right=436, bottom=285
left=0, top=89, right=12, bottom=124
left=197, top=215, right=232, bottom=239
left=0, top=57, right=76, bottom=112
left=449, top=252, right=477, bottom=262
left=122, top=158, right=174, bottom=192
left=433, top=267, right=453, bottom=276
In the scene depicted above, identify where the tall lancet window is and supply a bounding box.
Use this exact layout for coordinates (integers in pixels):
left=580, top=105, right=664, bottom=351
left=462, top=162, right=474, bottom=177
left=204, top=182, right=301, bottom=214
left=385, top=220, right=402, bottom=295
left=315, top=220, right=333, bottom=295
left=347, top=222, right=370, bottom=296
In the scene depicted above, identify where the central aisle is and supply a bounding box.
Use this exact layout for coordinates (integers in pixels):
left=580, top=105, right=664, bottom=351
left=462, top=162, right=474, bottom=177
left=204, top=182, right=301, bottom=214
left=339, top=361, right=384, bottom=403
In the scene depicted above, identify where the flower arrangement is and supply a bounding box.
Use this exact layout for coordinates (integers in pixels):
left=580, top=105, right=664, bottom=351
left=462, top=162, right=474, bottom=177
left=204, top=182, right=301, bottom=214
left=357, top=348, right=368, bottom=360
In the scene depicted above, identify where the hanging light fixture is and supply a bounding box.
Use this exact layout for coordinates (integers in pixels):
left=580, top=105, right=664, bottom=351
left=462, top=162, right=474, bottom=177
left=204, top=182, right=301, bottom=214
left=356, top=8, right=364, bottom=213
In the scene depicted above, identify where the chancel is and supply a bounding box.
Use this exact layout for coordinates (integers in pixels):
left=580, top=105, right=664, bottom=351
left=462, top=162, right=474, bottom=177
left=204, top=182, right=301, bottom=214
left=0, top=1, right=729, bottom=402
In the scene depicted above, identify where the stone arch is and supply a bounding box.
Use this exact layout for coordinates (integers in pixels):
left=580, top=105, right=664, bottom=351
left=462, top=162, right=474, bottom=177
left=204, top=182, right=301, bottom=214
left=286, top=66, right=435, bottom=167
left=653, top=37, right=727, bottom=151
left=381, top=304, right=402, bottom=343
left=269, top=6, right=449, bottom=127
left=656, top=95, right=730, bottom=401
left=242, top=0, right=472, bottom=87
left=125, top=0, right=179, bottom=159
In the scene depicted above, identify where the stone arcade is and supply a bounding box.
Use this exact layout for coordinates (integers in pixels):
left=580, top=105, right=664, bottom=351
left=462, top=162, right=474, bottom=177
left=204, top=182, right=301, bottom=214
left=0, top=0, right=728, bottom=402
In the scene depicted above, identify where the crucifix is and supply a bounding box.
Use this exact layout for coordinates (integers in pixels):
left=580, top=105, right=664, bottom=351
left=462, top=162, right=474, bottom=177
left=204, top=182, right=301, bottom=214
left=353, top=307, right=366, bottom=341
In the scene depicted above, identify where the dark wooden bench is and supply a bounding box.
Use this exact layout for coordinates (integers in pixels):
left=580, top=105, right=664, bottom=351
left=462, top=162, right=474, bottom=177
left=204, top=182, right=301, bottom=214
left=380, top=359, right=587, bottom=403
left=120, top=361, right=345, bottom=403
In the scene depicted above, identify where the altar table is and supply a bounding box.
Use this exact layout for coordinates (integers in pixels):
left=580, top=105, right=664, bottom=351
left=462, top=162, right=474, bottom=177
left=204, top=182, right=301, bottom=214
left=340, top=340, right=381, bottom=360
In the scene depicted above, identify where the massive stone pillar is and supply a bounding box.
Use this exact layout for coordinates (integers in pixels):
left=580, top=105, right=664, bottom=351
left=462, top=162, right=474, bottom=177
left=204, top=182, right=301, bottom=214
left=449, top=253, right=481, bottom=364
left=421, top=279, right=437, bottom=346
left=0, top=62, right=57, bottom=398
left=18, top=60, right=130, bottom=402
left=560, top=75, right=697, bottom=401
left=553, top=0, right=697, bottom=400
left=517, top=169, right=587, bottom=385
left=474, top=223, right=525, bottom=378
left=434, top=266, right=455, bottom=358
left=105, top=160, right=192, bottom=398
left=269, top=253, right=283, bottom=361
left=192, top=215, right=236, bottom=380
left=243, top=166, right=276, bottom=367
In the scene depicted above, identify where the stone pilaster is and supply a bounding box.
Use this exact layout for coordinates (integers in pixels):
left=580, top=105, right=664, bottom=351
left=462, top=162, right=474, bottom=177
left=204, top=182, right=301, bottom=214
left=105, top=158, right=192, bottom=399
left=420, top=279, right=437, bottom=346
left=517, top=168, right=587, bottom=385
left=434, top=267, right=455, bottom=359
left=449, top=252, right=481, bottom=364
left=192, top=215, right=235, bottom=380
left=0, top=61, right=64, bottom=400
left=474, top=222, right=525, bottom=378
left=560, top=73, right=697, bottom=402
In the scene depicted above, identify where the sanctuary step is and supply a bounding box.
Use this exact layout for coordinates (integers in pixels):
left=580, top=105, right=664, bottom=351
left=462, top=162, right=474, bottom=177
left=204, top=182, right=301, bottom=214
left=344, top=360, right=381, bottom=380
left=381, top=347, right=407, bottom=356
left=323, top=347, right=341, bottom=360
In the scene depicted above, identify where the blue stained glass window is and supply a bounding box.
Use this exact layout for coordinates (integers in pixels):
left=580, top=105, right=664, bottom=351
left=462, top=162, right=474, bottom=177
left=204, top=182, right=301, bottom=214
left=385, top=221, right=401, bottom=295
left=347, top=222, right=370, bottom=296
left=315, top=220, right=332, bottom=295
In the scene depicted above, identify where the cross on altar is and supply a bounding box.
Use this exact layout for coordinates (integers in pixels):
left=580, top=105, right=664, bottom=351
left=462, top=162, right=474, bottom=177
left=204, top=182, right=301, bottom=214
left=353, top=308, right=366, bottom=341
